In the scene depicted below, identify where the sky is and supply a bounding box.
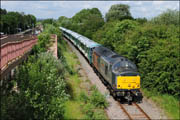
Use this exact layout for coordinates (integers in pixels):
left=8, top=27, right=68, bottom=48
left=1, top=1, right=179, bottom=20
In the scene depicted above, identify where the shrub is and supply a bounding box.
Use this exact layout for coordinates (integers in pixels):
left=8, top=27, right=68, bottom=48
left=79, top=91, right=89, bottom=103
left=90, top=89, right=109, bottom=109
left=92, top=109, right=107, bottom=119
left=151, top=9, right=179, bottom=26
left=3, top=52, right=69, bottom=119
left=82, top=103, right=95, bottom=119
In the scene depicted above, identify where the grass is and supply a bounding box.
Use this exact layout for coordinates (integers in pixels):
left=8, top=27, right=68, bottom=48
left=142, top=88, right=179, bottom=119
left=64, top=100, right=85, bottom=119
left=58, top=38, right=108, bottom=119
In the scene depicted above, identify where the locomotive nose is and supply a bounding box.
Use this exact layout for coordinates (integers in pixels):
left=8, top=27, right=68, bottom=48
left=116, top=76, right=140, bottom=89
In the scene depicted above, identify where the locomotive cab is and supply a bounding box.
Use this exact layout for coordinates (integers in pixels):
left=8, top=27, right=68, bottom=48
left=112, top=60, right=140, bottom=90
left=112, top=60, right=143, bottom=103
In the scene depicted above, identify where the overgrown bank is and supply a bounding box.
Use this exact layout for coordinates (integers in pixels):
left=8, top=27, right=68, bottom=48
left=1, top=53, right=69, bottom=119
left=58, top=36, right=109, bottom=119
left=1, top=24, right=69, bottom=119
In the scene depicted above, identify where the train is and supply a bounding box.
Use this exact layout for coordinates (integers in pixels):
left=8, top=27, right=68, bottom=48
left=60, top=27, right=143, bottom=103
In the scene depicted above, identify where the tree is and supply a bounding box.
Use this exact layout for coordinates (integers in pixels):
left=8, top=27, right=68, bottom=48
left=151, top=9, right=179, bottom=26
left=0, top=9, right=36, bottom=34
left=2, top=53, right=69, bottom=119
left=58, top=16, right=69, bottom=23
left=105, top=4, right=133, bottom=22
left=57, top=16, right=72, bottom=28
left=42, top=18, right=57, bottom=27
left=71, top=8, right=104, bottom=39
left=135, top=17, right=147, bottom=24
left=93, top=20, right=138, bottom=51
left=0, top=8, right=7, bottom=15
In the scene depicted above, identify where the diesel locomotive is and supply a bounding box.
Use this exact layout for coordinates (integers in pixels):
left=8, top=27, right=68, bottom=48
left=60, top=27, right=143, bottom=103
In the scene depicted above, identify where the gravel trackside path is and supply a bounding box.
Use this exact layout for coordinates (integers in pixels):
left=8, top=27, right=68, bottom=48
left=48, top=34, right=58, bottom=59
left=64, top=37, right=168, bottom=119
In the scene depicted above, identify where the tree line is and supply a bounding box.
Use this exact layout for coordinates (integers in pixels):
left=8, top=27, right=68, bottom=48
left=58, top=4, right=179, bottom=98
left=0, top=8, right=36, bottom=34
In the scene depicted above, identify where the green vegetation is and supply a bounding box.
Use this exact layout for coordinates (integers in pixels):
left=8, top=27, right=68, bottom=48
left=32, top=24, right=61, bottom=54
left=1, top=53, right=69, bottom=119
left=151, top=9, right=179, bottom=26
left=143, top=89, right=179, bottom=119
left=0, top=8, right=36, bottom=34
left=79, top=86, right=108, bottom=119
left=41, top=18, right=58, bottom=27
left=57, top=36, right=108, bottom=119
left=80, top=90, right=108, bottom=119
left=58, top=8, right=104, bottom=39
left=60, top=4, right=179, bottom=119
left=105, top=4, right=133, bottom=22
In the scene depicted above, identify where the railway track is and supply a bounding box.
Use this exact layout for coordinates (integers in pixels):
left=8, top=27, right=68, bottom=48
left=118, top=102, right=151, bottom=120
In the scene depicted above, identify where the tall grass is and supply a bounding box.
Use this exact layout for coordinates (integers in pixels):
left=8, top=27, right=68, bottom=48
left=57, top=37, right=108, bottom=119
left=142, top=88, right=179, bottom=119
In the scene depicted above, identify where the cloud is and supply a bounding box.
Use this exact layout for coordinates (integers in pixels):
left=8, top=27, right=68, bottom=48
left=1, top=1, right=179, bottom=19
left=152, top=1, right=164, bottom=5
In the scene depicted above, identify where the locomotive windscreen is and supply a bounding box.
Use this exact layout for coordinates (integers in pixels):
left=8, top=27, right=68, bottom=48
left=112, top=60, right=137, bottom=73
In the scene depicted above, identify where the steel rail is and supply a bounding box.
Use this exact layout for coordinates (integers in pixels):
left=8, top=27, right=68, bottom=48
left=133, top=103, right=151, bottom=120
left=118, top=102, right=133, bottom=120
left=118, top=102, right=151, bottom=120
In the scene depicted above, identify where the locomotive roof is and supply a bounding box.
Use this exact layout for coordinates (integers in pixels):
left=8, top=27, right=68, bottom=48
left=94, top=46, right=130, bottom=65
left=94, top=46, right=116, bottom=57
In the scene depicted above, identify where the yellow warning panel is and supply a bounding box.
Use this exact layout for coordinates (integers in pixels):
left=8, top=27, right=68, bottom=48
left=117, top=76, right=140, bottom=90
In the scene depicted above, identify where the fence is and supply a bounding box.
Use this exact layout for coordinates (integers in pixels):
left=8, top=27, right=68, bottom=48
left=1, top=36, right=38, bottom=70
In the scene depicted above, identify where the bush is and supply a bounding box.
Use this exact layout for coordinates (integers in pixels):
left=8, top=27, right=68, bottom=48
left=82, top=103, right=95, bottom=119
left=2, top=53, right=69, bottom=119
left=43, top=24, right=62, bottom=37
left=32, top=33, right=51, bottom=54
left=79, top=86, right=108, bottom=119
left=79, top=91, right=89, bottom=103
left=92, top=109, right=107, bottom=119
left=90, top=89, right=109, bottom=109
left=151, top=9, right=179, bottom=26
